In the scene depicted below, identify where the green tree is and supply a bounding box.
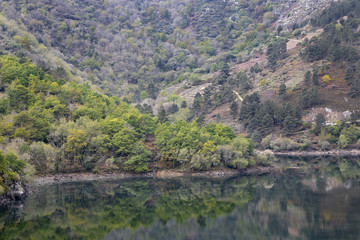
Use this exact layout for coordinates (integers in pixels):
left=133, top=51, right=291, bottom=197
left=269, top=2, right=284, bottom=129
left=157, top=105, right=169, bottom=123
left=315, top=113, right=326, bottom=135
left=312, top=69, right=319, bottom=86
left=181, top=100, right=187, bottom=108
left=65, top=129, right=88, bottom=167
left=283, top=115, right=297, bottom=135
left=230, top=101, right=238, bottom=118
left=146, top=83, right=157, bottom=99
left=304, top=70, right=312, bottom=86
left=123, top=142, right=152, bottom=172
left=192, top=93, right=202, bottom=114
left=279, top=83, right=286, bottom=98
left=168, top=103, right=179, bottom=114
left=112, top=128, right=138, bottom=156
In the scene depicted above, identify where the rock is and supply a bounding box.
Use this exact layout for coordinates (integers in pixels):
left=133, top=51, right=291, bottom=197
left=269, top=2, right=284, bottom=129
left=8, top=183, right=25, bottom=200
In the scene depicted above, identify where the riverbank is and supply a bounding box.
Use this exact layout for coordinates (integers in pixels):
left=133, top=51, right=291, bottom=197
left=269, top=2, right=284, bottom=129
left=34, top=166, right=276, bottom=186
left=274, top=149, right=360, bottom=157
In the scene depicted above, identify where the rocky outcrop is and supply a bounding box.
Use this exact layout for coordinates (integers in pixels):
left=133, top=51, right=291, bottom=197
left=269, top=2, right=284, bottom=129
left=274, top=0, right=334, bottom=30
left=0, top=182, right=29, bottom=206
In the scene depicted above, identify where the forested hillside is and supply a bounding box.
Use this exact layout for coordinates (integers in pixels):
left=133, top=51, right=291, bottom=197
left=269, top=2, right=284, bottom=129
left=2, top=0, right=360, bottom=197
left=0, top=55, right=258, bottom=197
left=0, top=0, right=303, bottom=96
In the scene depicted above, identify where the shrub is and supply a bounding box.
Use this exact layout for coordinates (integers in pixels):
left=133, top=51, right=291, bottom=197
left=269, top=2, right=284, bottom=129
left=228, top=158, right=248, bottom=169
left=261, top=134, right=273, bottom=149
left=256, top=149, right=276, bottom=164
left=338, top=134, right=349, bottom=148
left=270, top=137, right=297, bottom=151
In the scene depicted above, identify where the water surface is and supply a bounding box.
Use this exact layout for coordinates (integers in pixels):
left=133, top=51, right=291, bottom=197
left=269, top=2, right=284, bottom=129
left=1, top=163, right=360, bottom=240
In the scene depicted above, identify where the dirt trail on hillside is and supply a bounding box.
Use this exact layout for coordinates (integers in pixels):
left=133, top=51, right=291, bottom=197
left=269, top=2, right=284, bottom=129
left=232, top=54, right=266, bottom=73
left=287, top=29, right=323, bottom=51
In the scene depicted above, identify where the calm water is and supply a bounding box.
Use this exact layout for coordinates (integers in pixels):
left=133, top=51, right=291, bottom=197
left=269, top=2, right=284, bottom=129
left=1, top=163, right=360, bottom=239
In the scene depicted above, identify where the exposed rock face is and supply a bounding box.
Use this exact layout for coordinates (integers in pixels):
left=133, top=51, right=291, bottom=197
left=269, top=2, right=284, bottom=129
left=7, top=183, right=25, bottom=200
left=0, top=182, right=28, bottom=206
left=274, top=0, right=335, bottom=30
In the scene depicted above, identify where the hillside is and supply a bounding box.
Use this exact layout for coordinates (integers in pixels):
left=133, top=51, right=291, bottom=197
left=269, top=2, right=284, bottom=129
left=2, top=0, right=360, bottom=197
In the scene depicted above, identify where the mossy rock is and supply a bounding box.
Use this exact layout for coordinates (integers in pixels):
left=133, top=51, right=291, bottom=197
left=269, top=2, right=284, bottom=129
left=0, top=184, right=5, bottom=195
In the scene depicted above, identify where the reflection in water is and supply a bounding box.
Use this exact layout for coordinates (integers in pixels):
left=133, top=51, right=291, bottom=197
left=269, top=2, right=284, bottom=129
left=1, top=161, right=360, bottom=240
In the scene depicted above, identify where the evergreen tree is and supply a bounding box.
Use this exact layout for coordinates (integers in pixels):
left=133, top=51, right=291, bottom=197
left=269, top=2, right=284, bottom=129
left=157, top=105, right=169, bottom=123
left=266, top=38, right=287, bottom=70
left=147, top=83, right=157, bottom=99
left=350, top=78, right=360, bottom=98
left=192, top=93, right=202, bottom=113
left=279, top=83, right=286, bottom=98
left=304, top=70, right=312, bottom=86
left=181, top=100, right=187, bottom=108
left=230, top=101, right=238, bottom=118
left=283, top=115, right=297, bottom=135
left=216, top=113, right=221, bottom=123
left=295, top=105, right=302, bottom=121
left=315, top=113, right=326, bottom=135
left=203, top=86, right=213, bottom=113
left=168, top=103, right=179, bottom=114
left=251, top=130, right=263, bottom=144
left=217, top=63, right=230, bottom=85
left=196, top=115, right=205, bottom=127
left=345, top=67, right=355, bottom=85
left=312, top=69, right=319, bottom=86
left=261, top=113, right=274, bottom=134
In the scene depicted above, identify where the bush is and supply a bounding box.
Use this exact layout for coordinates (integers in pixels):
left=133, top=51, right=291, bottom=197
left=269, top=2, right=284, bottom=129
left=256, top=149, right=276, bottom=164
left=28, top=142, right=56, bottom=173
left=270, top=137, right=297, bottom=151
left=231, top=136, right=253, bottom=157
left=228, top=158, right=248, bottom=169
left=189, top=152, right=220, bottom=171
left=338, top=134, right=350, bottom=148
left=216, top=145, right=236, bottom=165
left=123, top=142, right=152, bottom=172
left=319, top=140, right=330, bottom=150
left=261, top=134, right=273, bottom=149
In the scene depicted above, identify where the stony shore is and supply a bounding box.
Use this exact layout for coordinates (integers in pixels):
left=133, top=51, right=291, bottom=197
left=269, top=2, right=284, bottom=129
left=34, top=166, right=275, bottom=186
left=274, top=149, right=360, bottom=157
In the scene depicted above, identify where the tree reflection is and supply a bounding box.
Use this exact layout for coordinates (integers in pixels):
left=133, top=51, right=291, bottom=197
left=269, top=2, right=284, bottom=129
left=1, top=160, right=360, bottom=240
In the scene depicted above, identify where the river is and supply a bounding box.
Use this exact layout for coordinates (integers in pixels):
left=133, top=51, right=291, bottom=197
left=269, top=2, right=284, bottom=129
left=1, top=159, right=360, bottom=239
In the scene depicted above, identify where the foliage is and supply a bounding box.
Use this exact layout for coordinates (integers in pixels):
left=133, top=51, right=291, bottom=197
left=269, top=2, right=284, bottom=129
left=0, top=55, right=259, bottom=174
left=155, top=121, right=252, bottom=170
left=0, top=151, right=26, bottom=195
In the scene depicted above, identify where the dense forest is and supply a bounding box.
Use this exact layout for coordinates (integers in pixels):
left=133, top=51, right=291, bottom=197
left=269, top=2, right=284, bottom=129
left=1, top=0, right=360, bottom=198
left=0, top=55, right=259, bottom=196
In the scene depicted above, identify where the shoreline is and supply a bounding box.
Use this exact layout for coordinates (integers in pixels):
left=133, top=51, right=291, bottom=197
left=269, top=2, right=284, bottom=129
left=34, top=166, right=275, bottom=186
left=274, top=149, right=360, bottom=157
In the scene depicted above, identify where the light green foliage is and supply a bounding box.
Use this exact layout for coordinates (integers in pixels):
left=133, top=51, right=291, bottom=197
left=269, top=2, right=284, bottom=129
left=339, top=160, right=359, bottom=179
left=201, top=141, right=216, bottom=154
left=270, top=137, right=297, bottom=151
left=338, top=134, right=350, bottom=148
left=228, top=158, right=248, bottom=169
left=261, top=134, right=273, bottom=149
left=28, top=142, right=57, bottom=173
left=188, top=152, right=220, bottom=171
left=167, top=93, right=179, bottom=102
left=65, top=129, right=87, bottom=166
left=0, top=46, right=258, bottom=174
left=0, top=151, right=26, bottom=195
left=155, top=120, right=251, bottom=169
left=206, top=123, right=237, bottom=145
left=123, top=142, right=152, bottom=172
left=112, top=128, right=138, bottom=156
left=338, top=125, right=360, bottom=148
left=231, top=136, right=253, bottom=157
